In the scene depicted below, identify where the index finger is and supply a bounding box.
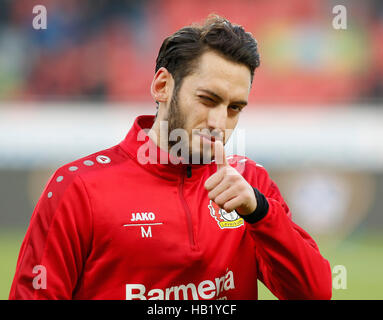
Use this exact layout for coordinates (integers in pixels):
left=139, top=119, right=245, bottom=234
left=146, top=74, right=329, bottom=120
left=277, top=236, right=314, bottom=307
left=214, top=139, right=228, bottom=171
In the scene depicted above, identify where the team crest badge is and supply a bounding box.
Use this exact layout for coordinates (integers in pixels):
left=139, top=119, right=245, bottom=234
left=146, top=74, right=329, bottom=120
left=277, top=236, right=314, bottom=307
left=208, top=200, right=244, bottom=229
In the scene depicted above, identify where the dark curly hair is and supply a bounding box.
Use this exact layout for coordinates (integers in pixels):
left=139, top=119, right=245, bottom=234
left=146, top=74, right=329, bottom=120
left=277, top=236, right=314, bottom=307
left=155, top=14, right=260, bottom=92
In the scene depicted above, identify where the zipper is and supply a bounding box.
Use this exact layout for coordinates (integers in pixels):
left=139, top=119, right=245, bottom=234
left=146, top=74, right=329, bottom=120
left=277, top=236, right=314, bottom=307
left=186, top=165, right=192, bottom=178
left=178, top=165, right=197, bottom=249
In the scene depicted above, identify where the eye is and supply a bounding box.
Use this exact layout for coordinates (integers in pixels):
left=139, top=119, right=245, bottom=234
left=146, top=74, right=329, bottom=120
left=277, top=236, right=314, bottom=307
left=229, top=105, right=243, bottom=112
left=198, top=95, right=216, bottom=105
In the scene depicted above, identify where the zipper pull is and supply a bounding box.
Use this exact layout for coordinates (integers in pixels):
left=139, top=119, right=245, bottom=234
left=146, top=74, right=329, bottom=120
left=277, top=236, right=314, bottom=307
left=186, top=165, right=192, bottom=178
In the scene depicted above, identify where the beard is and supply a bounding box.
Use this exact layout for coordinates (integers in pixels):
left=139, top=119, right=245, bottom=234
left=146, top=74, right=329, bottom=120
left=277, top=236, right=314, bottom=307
left=165, top=85, right=214, bottom=164
left=167, top=85, right=186, bottom=149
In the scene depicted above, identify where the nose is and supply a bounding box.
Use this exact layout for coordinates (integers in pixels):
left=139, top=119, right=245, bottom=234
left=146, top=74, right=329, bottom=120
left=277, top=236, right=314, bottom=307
left=206, top=105, right=227, bottom=134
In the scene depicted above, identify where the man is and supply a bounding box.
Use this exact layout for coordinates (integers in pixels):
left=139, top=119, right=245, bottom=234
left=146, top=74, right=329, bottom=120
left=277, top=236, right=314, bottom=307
left=9, top=15, right=332, bottom=300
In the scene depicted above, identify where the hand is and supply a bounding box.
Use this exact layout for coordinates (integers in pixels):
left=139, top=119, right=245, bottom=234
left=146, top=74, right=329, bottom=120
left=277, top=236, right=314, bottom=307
left=204, top=140, right=257, bottom=216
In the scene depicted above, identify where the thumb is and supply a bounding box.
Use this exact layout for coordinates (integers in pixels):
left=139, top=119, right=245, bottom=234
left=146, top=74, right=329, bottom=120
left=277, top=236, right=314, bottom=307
left=214, top=139, right=228, bottom=171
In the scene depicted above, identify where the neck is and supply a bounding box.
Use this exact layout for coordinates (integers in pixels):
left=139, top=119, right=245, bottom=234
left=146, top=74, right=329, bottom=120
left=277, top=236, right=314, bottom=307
left=148, top=117, right=169, bottom=153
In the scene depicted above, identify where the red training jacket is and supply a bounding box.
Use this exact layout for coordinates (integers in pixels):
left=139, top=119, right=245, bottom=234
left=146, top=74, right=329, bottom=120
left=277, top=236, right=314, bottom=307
left=9, top=115, right=332, bottom=300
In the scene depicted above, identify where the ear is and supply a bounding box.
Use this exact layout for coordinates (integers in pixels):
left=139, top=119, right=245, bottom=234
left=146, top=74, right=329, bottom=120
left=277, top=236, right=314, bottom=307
left=151, top=67, right=173, bottom=103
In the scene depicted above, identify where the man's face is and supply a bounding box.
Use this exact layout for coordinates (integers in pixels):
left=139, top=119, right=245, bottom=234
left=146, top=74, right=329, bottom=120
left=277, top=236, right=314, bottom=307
left=165, top=50, right=251, bottom=163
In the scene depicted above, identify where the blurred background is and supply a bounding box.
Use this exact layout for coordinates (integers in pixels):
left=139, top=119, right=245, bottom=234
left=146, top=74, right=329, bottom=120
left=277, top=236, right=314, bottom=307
left=0, top=0, right=382, bottom=299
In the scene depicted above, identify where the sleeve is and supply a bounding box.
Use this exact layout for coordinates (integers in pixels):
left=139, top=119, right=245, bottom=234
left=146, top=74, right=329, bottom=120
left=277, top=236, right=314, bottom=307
left=8, top=170, right=93, bottom=300
left=242, top=162, right=332, bottom=300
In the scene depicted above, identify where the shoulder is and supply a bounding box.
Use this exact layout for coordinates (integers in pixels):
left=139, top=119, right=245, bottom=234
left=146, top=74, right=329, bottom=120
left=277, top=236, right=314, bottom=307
left=226, top=154, right=266, bottom=175
left=54, top=144, right=130, bottom=182
left=226, top=154, right=275, bottom=189
left=42, top=144, right=130, bottom=201
left=227, top=155, right=291, bottom=216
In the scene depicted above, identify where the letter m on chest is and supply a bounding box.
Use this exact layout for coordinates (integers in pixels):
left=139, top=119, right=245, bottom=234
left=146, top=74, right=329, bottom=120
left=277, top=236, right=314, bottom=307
left=141, top=226, right=152, bottom=238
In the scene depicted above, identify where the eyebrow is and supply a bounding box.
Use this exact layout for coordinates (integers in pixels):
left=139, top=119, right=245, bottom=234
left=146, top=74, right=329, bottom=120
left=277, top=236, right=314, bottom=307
left=196, top=88, right=248, bottom=106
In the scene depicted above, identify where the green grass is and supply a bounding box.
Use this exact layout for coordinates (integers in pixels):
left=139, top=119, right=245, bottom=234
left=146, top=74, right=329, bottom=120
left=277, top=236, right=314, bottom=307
left=0, top=229, right=25, bottom=300
left=1, top=230, right=383, bottom=300
left=258, top=233, right=383, bottom=300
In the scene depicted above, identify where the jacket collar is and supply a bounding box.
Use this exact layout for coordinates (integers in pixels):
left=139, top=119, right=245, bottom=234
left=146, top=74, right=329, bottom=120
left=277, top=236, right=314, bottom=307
left=119, top=115, right=211, bottom=181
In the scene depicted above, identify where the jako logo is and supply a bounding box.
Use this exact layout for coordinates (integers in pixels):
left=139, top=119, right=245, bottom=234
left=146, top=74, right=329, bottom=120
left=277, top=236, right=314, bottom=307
left=123, top=212, right=162, bottom=239
left=131, top=212, right=155, bottom=221
left=126, top=269, right=235, bottom=300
